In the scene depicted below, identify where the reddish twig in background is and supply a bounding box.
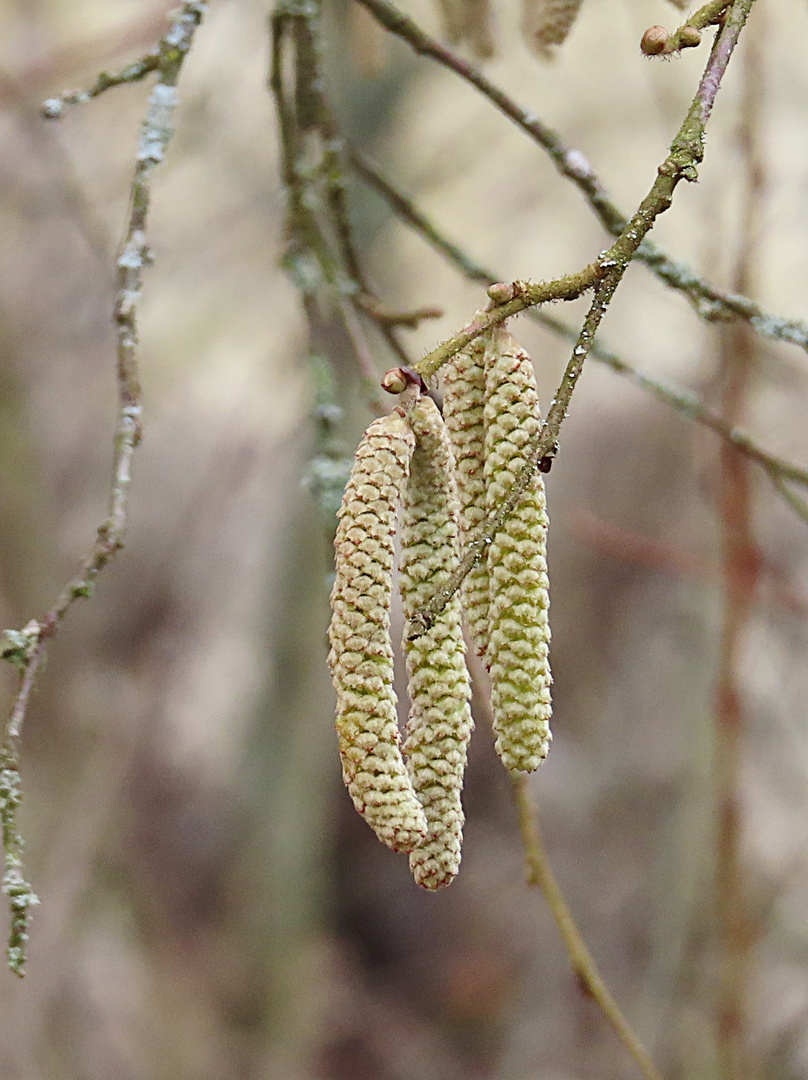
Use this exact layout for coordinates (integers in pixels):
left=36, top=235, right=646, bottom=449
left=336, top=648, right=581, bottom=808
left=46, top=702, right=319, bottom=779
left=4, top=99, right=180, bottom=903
left=562, top=506, right=808, bottom=620
left=712, top=16, right=766, bottom=1080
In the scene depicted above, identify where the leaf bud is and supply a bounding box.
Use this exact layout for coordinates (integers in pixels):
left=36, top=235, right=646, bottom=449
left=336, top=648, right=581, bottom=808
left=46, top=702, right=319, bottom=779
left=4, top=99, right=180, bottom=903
left=641, top=25, right=670, bottom=55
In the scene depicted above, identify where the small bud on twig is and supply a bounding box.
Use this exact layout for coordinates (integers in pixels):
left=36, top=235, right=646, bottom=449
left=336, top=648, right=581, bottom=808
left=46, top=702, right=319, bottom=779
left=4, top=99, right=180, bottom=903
left=641, top=25, right=670, bottom=55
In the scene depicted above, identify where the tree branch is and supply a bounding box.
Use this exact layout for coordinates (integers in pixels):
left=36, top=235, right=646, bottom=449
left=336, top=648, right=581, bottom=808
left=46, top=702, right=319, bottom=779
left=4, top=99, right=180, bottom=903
left=407, top=0, right=756, bottom=636
left=352, top=0, right=808, bottom=356
left=0, top=0, right=207, bottom=977
left=350, top=149, right=808, bottom=524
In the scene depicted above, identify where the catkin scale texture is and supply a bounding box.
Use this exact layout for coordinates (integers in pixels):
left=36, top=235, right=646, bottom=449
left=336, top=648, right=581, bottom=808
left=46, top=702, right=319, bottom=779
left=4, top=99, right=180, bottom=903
left=441, top=337, right=490, bottom=660
left=522, top=0, right=585, bottom=57
left=400, top=397, right=474, bottom=888
left=484, top=328, right=552, bottom=772
left=328, top=412, right=428, bottom=852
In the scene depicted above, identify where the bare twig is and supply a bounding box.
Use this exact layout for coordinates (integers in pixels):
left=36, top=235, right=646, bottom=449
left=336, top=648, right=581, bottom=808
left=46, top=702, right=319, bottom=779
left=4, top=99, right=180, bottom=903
left=270, top=0, right=418, bottom=386
left=352, top=0, right=808, bottom=357
left=511, top=774, right=666, bottom=1080
left=0, top=0, right=206, bottom=977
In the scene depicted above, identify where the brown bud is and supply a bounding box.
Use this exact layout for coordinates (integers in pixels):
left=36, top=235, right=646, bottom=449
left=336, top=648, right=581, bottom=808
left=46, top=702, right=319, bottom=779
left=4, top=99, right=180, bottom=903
left=487, top=282, right=515, bottom=306
left=641, top=25, right=670, bottom=55
left=381, top=367, right=409, bottom=395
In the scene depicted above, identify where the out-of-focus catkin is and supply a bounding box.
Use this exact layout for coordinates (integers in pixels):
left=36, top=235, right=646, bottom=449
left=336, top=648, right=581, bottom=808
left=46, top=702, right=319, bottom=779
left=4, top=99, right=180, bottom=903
left=483, top=327, right=552, bottom=771
left=522, top=0, right=585, bottom=58
left=441, top=335, right=490, bottom=660
left=400, top=396, right=474, bottom=889
left=328, top=412, right=428, bottom=852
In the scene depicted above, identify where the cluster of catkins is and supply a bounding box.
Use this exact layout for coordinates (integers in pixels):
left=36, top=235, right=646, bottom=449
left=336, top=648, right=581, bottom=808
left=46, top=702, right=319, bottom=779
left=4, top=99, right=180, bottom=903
left=327, top=318, right=552, bottom=889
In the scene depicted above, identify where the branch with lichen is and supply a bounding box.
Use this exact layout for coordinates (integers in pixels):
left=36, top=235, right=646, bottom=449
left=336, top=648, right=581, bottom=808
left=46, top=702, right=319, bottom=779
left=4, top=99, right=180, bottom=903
left=270, top=0, right=439, bottom=387
left=349, top=150, right=808, bottom=527
left=405, top=0, right=755, bottom=635
left=353, top=0, right=808, bottom=357
left=0, top=0, right=206, bottom=977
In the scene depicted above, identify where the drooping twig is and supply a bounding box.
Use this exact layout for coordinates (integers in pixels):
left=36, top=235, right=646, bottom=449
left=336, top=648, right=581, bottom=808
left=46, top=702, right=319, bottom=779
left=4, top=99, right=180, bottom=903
left=0, top=0, right=206, bottom=977
left=350, top=149, right=808, bottom=524
left=407, top=0, right=756, bottom=636
left=511, top=773, right=666, bottom=1080
left=352, top=0, right=808, bottom=357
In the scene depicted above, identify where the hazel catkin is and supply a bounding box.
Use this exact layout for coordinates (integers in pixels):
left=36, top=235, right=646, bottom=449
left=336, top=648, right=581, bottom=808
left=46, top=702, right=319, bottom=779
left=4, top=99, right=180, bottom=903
left=483, top=327, right=552, bottom=772
left=328, top=411, right=428, bottom=852
left=400, top=396, right=474, bottom=889
left=522, top=0, right=585, bottom=58
left=441, top=334, right=491, bottom=660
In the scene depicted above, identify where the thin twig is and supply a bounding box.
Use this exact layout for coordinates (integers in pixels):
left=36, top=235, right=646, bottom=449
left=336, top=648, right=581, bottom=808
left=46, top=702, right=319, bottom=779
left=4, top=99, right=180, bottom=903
left=511, top=774, right=666, bottom=1080
left=408, top=0, right=756, bottom=636
left=352, top=0, right=808, bottom=357
left=350, top=149, right=808, bottom=519
left=41, top=53, right=161, bottom=119
left=270, top=0, right=417, bottom=386
left=0, top=1, right=206, bottom=977
left=713, top=19, right=766, bottom=1078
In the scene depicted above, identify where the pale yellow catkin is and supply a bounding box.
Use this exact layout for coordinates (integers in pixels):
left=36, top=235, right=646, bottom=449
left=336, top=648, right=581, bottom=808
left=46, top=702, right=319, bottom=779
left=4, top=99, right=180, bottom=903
left=483, top=327, right=552, bottom=772
left=521, top=0, right=585, bottom=58
left=400, top=396, right=474, bottom=889
left=328, top=412, right=428, bottom=852
left=441, top=335, right=490, bottom=660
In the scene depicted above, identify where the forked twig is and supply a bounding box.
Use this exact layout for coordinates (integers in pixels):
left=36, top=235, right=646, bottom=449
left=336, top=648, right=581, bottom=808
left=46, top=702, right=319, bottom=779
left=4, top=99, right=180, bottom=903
left=353, top=0, right=808, bottom=357
left=349, top=150, right=808, bottom=524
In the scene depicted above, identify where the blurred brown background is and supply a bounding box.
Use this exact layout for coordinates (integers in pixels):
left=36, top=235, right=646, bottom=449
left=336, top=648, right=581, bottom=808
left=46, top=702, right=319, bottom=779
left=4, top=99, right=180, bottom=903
left=0, top=0, right=807, bottom=1077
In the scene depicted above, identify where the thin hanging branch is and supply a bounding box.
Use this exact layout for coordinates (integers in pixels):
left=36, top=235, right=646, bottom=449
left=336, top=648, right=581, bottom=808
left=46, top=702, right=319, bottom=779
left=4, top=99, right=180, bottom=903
left=512, top=774, right=666, bottom=1080
left=0, top=0, right=206, bottom=977
left=352, top=0, right=808, bottom=358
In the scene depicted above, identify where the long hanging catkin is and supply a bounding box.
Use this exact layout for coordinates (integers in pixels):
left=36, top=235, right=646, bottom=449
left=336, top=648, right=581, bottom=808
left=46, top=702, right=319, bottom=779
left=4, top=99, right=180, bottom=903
left=400, top=395, right=474, bottom=889
left=328, top=411, right=428, bottom=852
left=483, top=326, right=552, bottom=771
left=441, top=335, right=490, bottom=660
